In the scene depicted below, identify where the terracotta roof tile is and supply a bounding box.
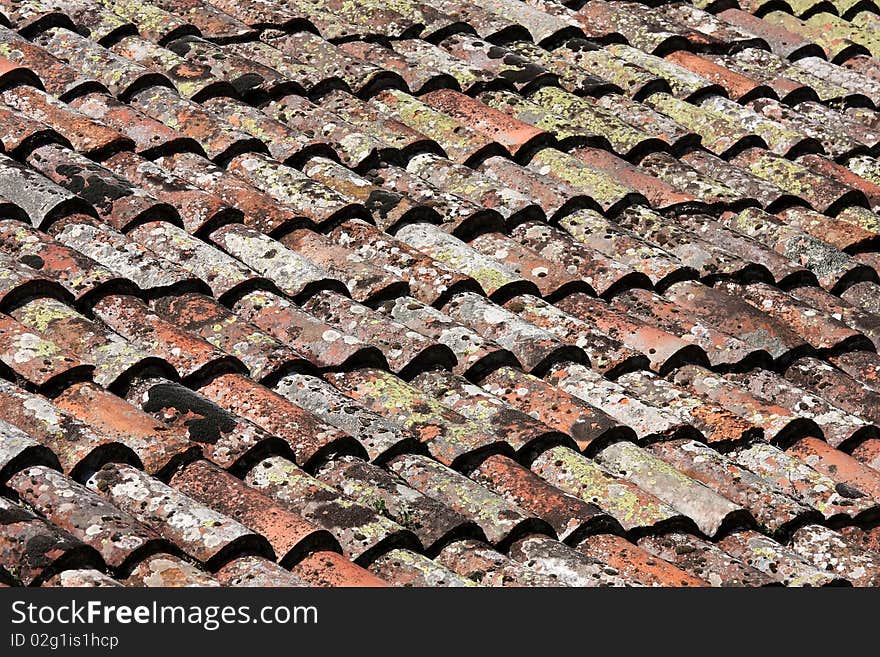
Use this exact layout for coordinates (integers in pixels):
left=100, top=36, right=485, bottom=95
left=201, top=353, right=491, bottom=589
left=125, top=376, right=293, bottom=470
left=156, top=151, right=313, bottom=235
left=198, top=373, right=364, bottom=468
left=109, top=35, right=235, bottom=102
left=48, top=215, right=208, bottom=297
left=732, top=442, right=878, bottom=521
left=648, top=440, right=816, bottom=536
left=510, top=221, right=651, bottom=298
left=265, top=32, right=405, bottom=96
left=7, top=0, right=880, bottom=588
left=718, top=530, right=846, bottom=586
left=507, top=534, right=634, bottom=586
left=556, top=292, right=707, bottom=373
left=26, top=143, right=179, bottom=231
left=124, top=552, right=219, bottom=586
left=0, top=496, right=102, bottom=586
left=406, top=153, right=541, bottom=226
left=9, top=465, right=167, bottom=572
left=0, top=417, right=58, bottom=484
left=435, top=539, right=560, bottom=586
left=0, top=154, right=95, bottom=229
left=302, top=156, right=435, bottom=230
left=11, top=297, right=176, bottom=388
left=397, top=223, right=539, bottom=301
left=480, top=366, right=637, bottom=451
left=211, top=223, right=345, bottom=299
left=129, top=223, right=269, bottom=302
left=0, top=379, right=141, bottom=477
left=370, top=89, right=509, bottom=165
left=170, top=458, right=339, bottom=565
left=316, top=456, right=479, bottom=554
left=789, top=524, right=880, bottom=586
left=55, top=381, right=199, bottom=474
left=319, top=91, right=442, bottom=162
left=0, top=26, right=106, bottom=99
left=328, top=220, right=481, bottom=306
left=0, top=311, right=91, bottom=392
left=87, top=461, right=272, bottom=569
left=214, top=556, right=307, bottom=587
left=243, top=455, right=418, bottom=564
left=576, top=533, right=708, bottom=586
left=291, top=550, right=388, bottom=587
left=638, top=532, right=777, bottom=586
left=166, top=35, right=299, bottom=101
left=365, top=164, right=502, bottom=238
left=503, top=293, right=650, bottom=377
left=325, top=368, right=511, bottom=468
left=129, top=85, right=265, bottom=162
left=302, top=290, right=455, bottom=377
left=67, top=92, right=203, bottom=159
left=444, top=292, right=587, bottom=374
left=727, top=369, right=877, bottom=448
left=378, top=295, right=519, bottom=380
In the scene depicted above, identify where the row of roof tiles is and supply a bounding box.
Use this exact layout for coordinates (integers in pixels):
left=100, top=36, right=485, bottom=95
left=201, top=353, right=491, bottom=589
left=1, top=0, right=880, bottom=587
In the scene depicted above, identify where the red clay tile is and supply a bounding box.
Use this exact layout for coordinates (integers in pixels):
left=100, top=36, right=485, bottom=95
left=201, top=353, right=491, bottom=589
left=93, top=294, right=244, bottom=382
left=129, top=222, right=266, bottom=302
left=577, top=534, right=708, bottom=586
left=0, top=379, right=142, bottom=478
left=11, top=297, right=175, bottom=390
left=153, top=292, right=311, bottom=384
left=443, top=292, right=586, bottom=375
left=9, top=465, right=166, bottom=572
left=612, top=287, right=772, bottom=371
left=472, top=453, right=618, bottom=542
left=0, top=26, right=106, bottom=99
left=129, top=85, right=265, bottom=163
left=504, top=294, right=649, bottom=378
left=638, top=533, right=776, bottom=587
left=0, top=497, right=102, bottom=586
left=170, top=458, right=340, bottom=566
left=328, top=219, right=481, bottom=307
left=0, top=220, right=131, bottom=304
left=420, top=88, right=551, bottom=159
left=0, top=311, right=93, bottom=391
left=531, top=447, right=693, bottom=534
left=55, top=381, right=199, bottom=476
left=480, top=366, right=637, bottom=452
left=291, top=551, right=388, bottom=587
left=26, top=144, right=179, bottom=232
left=397, top=223, right=538, bottom=301
left=214, top=556, right=306, bottom=587
left=125, top=553, right=219, bottom=587
left=48, top=215, right=208, bottom=298
left=88, top=462, right=272, bottom=570
left=303, top=290, right=455, bottom=378
left=728, top=369, right=876, bottom=448
left=125, top=376, right=292, bottom=471
left=789, top=524, right=880, bottom=586
left=104, top=151, right=240, bottom=235
left=325, top=368, right=512, bottom=469
left=0, top=409, right=61, bottom=484
left=0, top=154, right=95, bottom=229
left=435, top=539, right=559, bottom=586
left=316, top=456, right=479, bottom=554
left=719, top=530, right=844, bottom=586
left=243, top=455, right=418, bottom=564
left=198, top=373, right=363, bottom=469
left=33, top=27, right=173, bottom=100
left=556, top=292, right=708, bottom=374
left=413, top=369, right=574, bottom=457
